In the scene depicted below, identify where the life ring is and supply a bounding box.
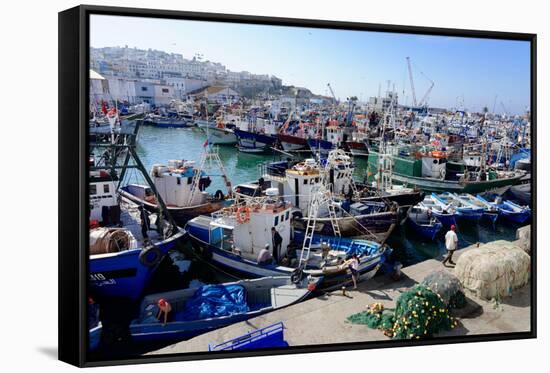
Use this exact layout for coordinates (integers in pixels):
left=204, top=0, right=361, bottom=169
left=139, top=245, right=162, bottom=268
left=214, top=189, right=225, bottom=201
left=431, top=150, right=446, bottom=158
left=236, top=206, right=251, bottom=224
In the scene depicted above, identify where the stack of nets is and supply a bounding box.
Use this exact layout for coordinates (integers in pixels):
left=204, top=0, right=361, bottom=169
left=422, top=270, right=466, bottom=309
left=347, top=285, right=457, bottom=339
left=454, top=240, right=530, bottom=300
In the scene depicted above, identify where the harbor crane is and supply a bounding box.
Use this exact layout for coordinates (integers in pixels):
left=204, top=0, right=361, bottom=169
left=406, top=57, right=434, bottom=108
left=327, top=83, right=338, bottom=105
left=406, top=57, right=418, bottom=107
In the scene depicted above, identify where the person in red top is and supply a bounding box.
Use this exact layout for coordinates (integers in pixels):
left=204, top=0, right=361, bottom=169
left=156, top=298, right=172, bottom=325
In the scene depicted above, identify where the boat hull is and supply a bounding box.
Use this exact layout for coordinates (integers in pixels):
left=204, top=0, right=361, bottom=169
left=294, top=212, right=398, bottom=242
left=206, top=127, right=237, bottom=145
left=89, top=231, right=186, bottom=300
left=278, top=133, right=309, bottom=151
left=234, top=129, right=276, bottom=153
left=392, top=173, right=523, bottom=194
left=120, top=189, right=224, bottom=226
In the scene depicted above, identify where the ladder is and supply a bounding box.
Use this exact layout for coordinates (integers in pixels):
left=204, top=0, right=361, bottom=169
left=299, top=177, right=341, bottom=267
left=187, top=145, right=232, bottom=206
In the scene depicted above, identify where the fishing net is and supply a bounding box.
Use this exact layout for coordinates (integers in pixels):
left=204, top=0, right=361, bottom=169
left=422, top=270, right=466, bottom=309
left=346, top=303, right=395, bottom=332
left=454, top=240, right=530, bottom=300
left=347, top=285, right=457, bottom=339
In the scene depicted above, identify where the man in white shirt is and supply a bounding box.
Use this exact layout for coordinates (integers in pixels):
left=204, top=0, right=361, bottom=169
left=257, top=244, right=273, bottom=265
left=442, top=225, right=458, bottom=266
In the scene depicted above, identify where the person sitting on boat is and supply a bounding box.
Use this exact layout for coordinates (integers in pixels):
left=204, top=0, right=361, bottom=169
left=320, top=241, right=331, bottom=260
left=271, top=228, right=283, bottom=263
left=156, top=298, right=172, bottom=325
left=231, top=244, right=242, bottom=257
left=442, top=225, right=458, bottom=267
left=257, top=244, right=273, bottom=266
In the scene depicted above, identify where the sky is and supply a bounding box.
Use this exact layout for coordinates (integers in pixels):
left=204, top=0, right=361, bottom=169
left=90, top=15, right=531, bottom=114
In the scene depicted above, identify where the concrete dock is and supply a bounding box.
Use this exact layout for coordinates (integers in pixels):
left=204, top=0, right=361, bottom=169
left=151, top=235, right=531, bottom=355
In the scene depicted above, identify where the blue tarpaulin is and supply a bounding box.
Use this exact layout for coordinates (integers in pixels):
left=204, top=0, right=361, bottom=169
left=177, top=284, right=249, bottom=321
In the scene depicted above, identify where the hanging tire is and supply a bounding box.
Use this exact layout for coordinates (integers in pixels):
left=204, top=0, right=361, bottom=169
left=214, top=189, right=225, bottom=201
left=290, top=267, right=304, bottom=284
left=139, top=245, right=162, bottom=267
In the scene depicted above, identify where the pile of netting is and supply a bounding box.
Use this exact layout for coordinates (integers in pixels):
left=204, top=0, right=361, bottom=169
left=347, top=285, right=458, bottom=339
left=422, top=270, right=466, bottom=310
left=454, top=240, right=530, bottom=300
left=346, top=303, right=395, bottom=336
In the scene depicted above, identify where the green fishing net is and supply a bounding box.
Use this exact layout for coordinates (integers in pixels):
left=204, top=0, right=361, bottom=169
left=347, top=285, right=458, bottom=339
left=422, top=270, right=467, bottom=310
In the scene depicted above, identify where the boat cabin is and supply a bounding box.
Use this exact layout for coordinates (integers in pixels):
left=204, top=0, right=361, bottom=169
left=89, top=171, right=119, bottom=224
left=326, top=126, right=344, bottom=146
left=196, top=188, right=293, bottom=263
left=421, top=153, right=447, bottom=179
left=148, top=160, right=209, bottom=207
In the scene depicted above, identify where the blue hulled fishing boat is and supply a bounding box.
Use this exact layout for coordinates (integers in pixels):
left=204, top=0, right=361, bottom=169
left=406, top=205, right=443, bottom=240
left=89, top=121, right=186, bottom=300
left=476, top=194, right=531, bottom=224
left=419, top=195, right=457, bottom=226
left=432, top=192, right=483, bottom=222
left=186, top=187, right=391, bottom=289
left=234, top=128, right=276, bottom=153
left=129, top=276, right=319, bottom=344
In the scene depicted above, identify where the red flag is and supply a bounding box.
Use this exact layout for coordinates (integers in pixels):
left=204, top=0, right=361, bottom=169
left=203, top=138, right=209, bottom=147
left=101, top=101, right=108, bottom=115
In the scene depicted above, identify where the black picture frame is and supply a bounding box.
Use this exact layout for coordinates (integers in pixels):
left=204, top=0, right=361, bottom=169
left=59, top=4, right=537, bottom=367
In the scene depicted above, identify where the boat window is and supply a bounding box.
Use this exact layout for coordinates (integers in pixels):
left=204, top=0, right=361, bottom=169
left=274, top=216, right=279, bottom=226
left=103, top=184, right=109, bottom=194
left=187, top=177, right=192, bottom=185
left=177, top=177, right=181, bottom=185
left=90, top=185, right=97, bottom=195
left=433, top=159, right=438, bottom=164
left=315, top=177, right=319, bottom=183
left=285, top=211, right=289, bottom=220
left=303, top=179, right=307, bottom=185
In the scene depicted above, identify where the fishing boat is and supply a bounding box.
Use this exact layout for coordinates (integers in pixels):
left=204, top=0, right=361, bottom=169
left=454, top=193, right=499, bottom=224
left=207, top=125, right=237, bottom=145
left=119, top=147, right=232, bottom=226
left=186, top=187, right=391, bottom=289
left=418, top=195, right=457, bottom=226
left=143, top=114, right=192, bottom=128
left=368, top=149, right=524, bottom=193
left=344, top=140, right=369, bottom=157
left=129, top=276, right=319, bottom=344
left=235, top=152, right=398, bottom=241
left=278, top=133, right=309, bottom=152
left=431, top=192, right=484, bottom=223
left=88, top=122, right=187, bottom=300
left=234, top=128, right=277, bottom=153
left=406, top=205, right=443, bottom=240
left=476, top=194, right=531, bottom=224
left=89, top=172, right=186, bottom=300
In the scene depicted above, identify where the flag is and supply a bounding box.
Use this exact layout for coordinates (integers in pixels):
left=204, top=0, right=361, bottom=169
left=203, top=138, right=209, bottom=147
left=101, top=101, right=108, bottom=115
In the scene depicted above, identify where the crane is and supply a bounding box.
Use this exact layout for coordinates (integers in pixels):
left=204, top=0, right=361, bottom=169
left=327, top=83, right=338, bottom=105
left=406, top=57, right=418, bottom=107
left=406, top=57, right=434, bottom=108
left=418, top=77, right=434, bottom=107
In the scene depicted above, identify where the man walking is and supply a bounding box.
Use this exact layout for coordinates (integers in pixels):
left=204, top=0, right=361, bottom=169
left=442, top=224, right=458, bottom=266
